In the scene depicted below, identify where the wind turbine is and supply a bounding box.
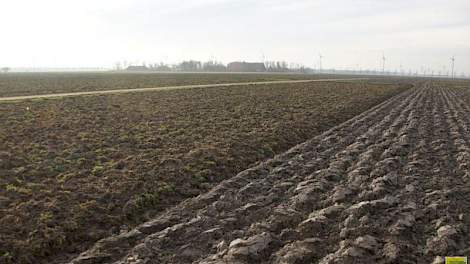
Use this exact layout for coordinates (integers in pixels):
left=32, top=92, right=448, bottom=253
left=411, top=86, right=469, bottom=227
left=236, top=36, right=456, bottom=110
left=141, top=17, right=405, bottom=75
left=382, top=53, right=386, bottom=74
left=451, top=56, right=455, bottom=79
left=319, top=54, right=323, bottom=73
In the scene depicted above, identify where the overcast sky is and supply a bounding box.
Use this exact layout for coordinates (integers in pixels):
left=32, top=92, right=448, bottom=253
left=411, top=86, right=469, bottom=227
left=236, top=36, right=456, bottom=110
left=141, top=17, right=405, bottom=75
left=1, top=0, right=469, bottom=74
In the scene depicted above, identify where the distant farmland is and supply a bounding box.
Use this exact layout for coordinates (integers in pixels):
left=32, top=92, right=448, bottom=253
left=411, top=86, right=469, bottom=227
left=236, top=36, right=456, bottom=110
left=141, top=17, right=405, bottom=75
left=0, top=72, right=351, bottom=97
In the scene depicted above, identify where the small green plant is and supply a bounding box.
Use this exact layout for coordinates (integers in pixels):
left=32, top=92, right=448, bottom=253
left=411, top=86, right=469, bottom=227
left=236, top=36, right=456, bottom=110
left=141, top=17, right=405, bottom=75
left=5, top=184, right=31, bottom=195
left=91, top=165, right=105, bottom=175
left=158, top=183, right=176, bottom=194
left=135, top=192, right=160, bottom=208
left=0, top=250, right=13, bottom=262
left=54, top=164, right=66, bottom=173
left=56, top=173, right=74, bottom=183
left=39, top=212, right=53, bottom=223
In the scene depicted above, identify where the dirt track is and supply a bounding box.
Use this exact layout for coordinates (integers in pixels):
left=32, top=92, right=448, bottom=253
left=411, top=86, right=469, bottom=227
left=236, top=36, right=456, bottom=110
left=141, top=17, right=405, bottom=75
left=0, top=78, right=367, bottom=102
left=69, top=82, right=470, bottom=264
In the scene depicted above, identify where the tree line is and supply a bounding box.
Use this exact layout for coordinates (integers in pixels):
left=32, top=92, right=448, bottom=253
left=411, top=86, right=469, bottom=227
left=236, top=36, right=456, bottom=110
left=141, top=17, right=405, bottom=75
left=115, top=60, right=309, bottom=73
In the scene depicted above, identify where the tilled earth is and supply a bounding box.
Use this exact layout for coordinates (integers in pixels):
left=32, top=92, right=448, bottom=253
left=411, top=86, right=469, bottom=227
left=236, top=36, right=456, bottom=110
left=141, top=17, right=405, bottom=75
left=68, top=82, right=469, bottom=263
left=1, top=81, right=409, bottom=263
left=0, top=72, right=343, bottom=97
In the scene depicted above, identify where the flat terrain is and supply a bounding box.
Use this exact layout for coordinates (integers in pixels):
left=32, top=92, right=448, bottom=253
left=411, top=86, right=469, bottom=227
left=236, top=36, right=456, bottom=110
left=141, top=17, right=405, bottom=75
left=0, top=80, right=408, bottom=263
left=0, top=72, right=350, bottom=97
left=69, top=80, right=470, bottom=264
left=0, top=78, right=368, bottom=102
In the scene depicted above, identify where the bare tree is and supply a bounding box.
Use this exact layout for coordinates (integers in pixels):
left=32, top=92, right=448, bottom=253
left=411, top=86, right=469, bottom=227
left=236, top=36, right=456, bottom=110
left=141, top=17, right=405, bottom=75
left=154, top=62, right=171, bottom=72
left=114, top=62, right=122, bottom=71
left=202, top=60, right=226, bottom=72
left=178, top=60, right=202, bottom=72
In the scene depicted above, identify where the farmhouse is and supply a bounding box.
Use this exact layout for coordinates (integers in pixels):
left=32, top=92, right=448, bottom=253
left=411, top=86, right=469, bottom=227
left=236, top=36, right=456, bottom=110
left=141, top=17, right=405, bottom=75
left=227, top=62, right=266, bottom=72
left=126, top=65, right=149, bottom=71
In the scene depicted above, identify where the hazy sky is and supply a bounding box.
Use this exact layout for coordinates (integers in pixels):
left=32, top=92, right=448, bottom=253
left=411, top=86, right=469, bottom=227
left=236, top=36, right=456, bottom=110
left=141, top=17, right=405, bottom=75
left=1, top=0, right=469, bottom=74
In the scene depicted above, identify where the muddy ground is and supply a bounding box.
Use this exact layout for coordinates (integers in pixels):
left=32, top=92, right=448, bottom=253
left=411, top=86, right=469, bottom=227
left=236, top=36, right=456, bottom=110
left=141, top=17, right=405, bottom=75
left=0, top=72, right=349, bottom=97
left=0, top=81, right=409, bottom=263
left=69, top=81, right=470, bottom=264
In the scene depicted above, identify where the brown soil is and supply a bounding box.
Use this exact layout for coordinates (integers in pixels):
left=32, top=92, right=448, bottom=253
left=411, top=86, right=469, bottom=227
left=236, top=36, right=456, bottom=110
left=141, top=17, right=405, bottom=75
left=0, top=72, right=350, bottom=97
left=0, top=80, right=408, bottom=263
left=69, top=80, right=470, bottom=264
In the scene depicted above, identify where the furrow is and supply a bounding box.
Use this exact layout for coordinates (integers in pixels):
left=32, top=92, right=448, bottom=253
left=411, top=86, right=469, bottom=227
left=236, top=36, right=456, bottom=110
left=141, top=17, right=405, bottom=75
left=188, top=87, right=425, bottom=263
left=309, top=84, right=428, bottom=264
left=423, top=84, right=470, bottom=262
left=67, top=82, right=470, bottom=264
left=69, top=86, right=419, bottom=264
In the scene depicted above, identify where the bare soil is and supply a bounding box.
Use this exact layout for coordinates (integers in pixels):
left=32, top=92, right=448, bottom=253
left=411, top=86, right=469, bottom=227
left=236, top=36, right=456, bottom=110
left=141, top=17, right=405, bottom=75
left=0, top=80, right=408, bottom=263
left=69, top=80, right=470, bottom=264
left=0, top=72, right=350, bottom=97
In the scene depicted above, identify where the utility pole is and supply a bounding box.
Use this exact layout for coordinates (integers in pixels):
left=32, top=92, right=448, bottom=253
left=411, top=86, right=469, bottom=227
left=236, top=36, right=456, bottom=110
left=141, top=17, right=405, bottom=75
left=451, top=56, right=455, bottom=79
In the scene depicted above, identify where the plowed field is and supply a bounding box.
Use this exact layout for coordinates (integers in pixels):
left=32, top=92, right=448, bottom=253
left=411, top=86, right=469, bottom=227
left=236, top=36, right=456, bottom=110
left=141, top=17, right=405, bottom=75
left=0, top=73, right=347, bottom=97
left=0, top=80, right=408, bottom=263
left=70, top=81, right=470, bottom=264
